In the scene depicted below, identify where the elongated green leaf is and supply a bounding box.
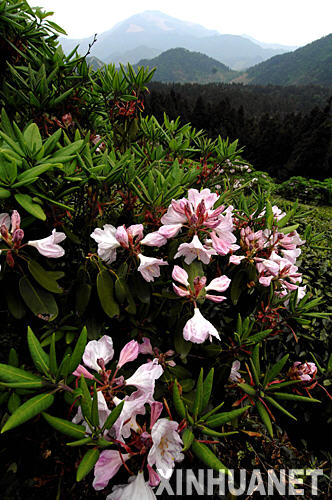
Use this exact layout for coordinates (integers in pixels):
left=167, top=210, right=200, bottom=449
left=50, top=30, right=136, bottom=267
left=238, top=382, right=256, bottom=396
left=14, top=193, right=46, bottom=220
left=102, top=401, right=124, bottom=431
left=69, top=327, right=87, bottom=373
left=42, top=412, right=87, bottom=439
left=205, top=406, right=250, bottom=428
left=172, top=380, right=186, bottom=419
left=264, top=396, right=297, bottom=420
left=199, top=402, right=225, bottom=422
left=201, top=368, right=214, bottom=412
left=19, top=276, right=58, bottom=320
left=272, top=392, right=321, bottom=403
left=193, top=368, right=204, bottom=420
left=90, top=384, right=99, bottom=427
left=245, top=329, right=272, bottom=345
left=27, top=326, right=50, bottom=376
left=80, top=375, right=92, bottom=424
left=0, top=363, right=43, bottom=386
left=97, top=270, right=119, bottom=318
left=49, top=333, right=58, bottom=375
left=191, top=440, right=230, bottom=475
left=1, top=393, right=54, bottom=433
left=66, top=437, right=94, bottom=447
left=230, top=271, right=247, bottom=305
left=0, top=187, right=11, bottom=198
left=182, top=428, right=195, bottom=451
left=266, top=380, right=301, bottom=391
left=264, top=355, right=289, bottom=386
left=256, top=400, right=273, bottom=437
left=197, top=426, right=238, bottom=438
left=76, top=448, right=100, bottom=482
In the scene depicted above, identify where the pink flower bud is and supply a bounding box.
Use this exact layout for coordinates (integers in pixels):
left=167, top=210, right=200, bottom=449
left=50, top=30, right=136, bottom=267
left=172, top=265, right=189, bottom=287
left=11, top=210, right=21, bottom=232
left=117, top=340, right=139, bottom=368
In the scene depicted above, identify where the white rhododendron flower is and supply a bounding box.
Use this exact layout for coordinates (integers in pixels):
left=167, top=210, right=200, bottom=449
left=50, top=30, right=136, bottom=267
left=183, top=307, right=220, bottom=343
left=148, top=418, right=184, bottom=479
left=106, top=472, right=156, bottom=500
left=137, top=253, right=168, bottom=282
left=93, top=450, right=131, bottom=490
left=90, top=224, right=120, bottom=263
left=28, top=229, right=66, bottom=258
left=82, top=335, right=114, bottom=372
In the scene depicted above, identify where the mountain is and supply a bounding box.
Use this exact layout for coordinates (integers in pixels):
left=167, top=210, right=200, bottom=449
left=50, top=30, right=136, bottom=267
left=59, top=11, right=293, bottom=70
left=244, top=34, right=332, bottom=86
left=86, top=56, right=105, bottom=70
left=135, top=48, right=237, bottom=83
left=241, top=34, right=297, bottom=51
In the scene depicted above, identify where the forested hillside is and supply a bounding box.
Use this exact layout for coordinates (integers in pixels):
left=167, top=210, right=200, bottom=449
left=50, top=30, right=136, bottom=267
left=245, top=33, right=332, bottom=86
left=144, top=82, right=332, bottom=179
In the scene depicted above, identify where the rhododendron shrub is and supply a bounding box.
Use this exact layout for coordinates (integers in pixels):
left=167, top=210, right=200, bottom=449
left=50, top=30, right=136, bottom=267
left=0, top=3, right=331, bottom=496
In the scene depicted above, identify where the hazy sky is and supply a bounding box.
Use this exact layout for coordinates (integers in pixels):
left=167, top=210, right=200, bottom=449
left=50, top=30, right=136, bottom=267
left=34, top=0, right=332, bottom=46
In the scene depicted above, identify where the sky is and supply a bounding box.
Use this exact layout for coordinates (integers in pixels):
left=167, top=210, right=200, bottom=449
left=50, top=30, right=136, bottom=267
left=33, top=0, right=332, bottom=47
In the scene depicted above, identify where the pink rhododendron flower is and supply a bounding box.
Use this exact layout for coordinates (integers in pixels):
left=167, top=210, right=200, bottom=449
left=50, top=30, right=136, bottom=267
left=82, top=335, right=114, bottom=372
left=183, top=307, right=220, bottom=343
left=150, top=401, right=163, bottom=428
left=28, top=229, right=66, bottom=258
left=229, top=360, right=241, bottom=382
left=148, top=418, right=184, bottom=479
left=106, top=471, right=156, bottom=500
left=0, top=212, right=10, bottom=231
left=117, top=340, right=139, bottom=368
left=115, top=224, right=144, bottom=248
left=93, top=450, right=131, bottom=490
left=172, top=265, right=189, bottom=287
left=174, top=235, right=216, bottom=264
left=111, top=395, right=146, bottom=439
left=289, top=361, right=317, bottom=382
left=138, top=337, right=154, bottom=355
left=90, top=224, right=120, bottom=264
left=147, top=464, right=161, bottom=487
left=72, top=364, right=95, bottom=380
left=229, top=254, right=245, bottom=265
left=137, top=254, right=168, bottom=282
left=125, top=359, right=163, bottom=399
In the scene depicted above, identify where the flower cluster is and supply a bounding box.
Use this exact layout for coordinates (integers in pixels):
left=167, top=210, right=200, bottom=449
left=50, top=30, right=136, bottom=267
left=72, top=336, right=183, bottom=496
left=0, top=210, right=66, bottom=265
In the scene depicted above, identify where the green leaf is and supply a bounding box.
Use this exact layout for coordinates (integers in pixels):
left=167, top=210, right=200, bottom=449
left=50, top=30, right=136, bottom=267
left=272, top=392, right=320, bottom=403
left=79, top=375, right=92, bottom=424
left=19, top=276, right=58, bottom=321
left=193, top=368, right=204, bottom=420
left=0, top=363, right=44, bottom=388
left=42, top=412, right=87, bottom=439
left=205, top=406, right=250, bottom=428
left=172, top=380, right=186, bottom=419
left=76, top=448, right=100, bottom=482
left=97, top=270, right=119, bottom=318
left=264, top=355, right=289, bottom=386
left=27, top=326, right=50, bottom=376
left=264, top=396, right=297, bottom=420
left=69, top=327, right=87, bottom=373
left=197, top=426, right=238, bottom=438
left=256, top=400, right=273, bottom=438
left=244, top=329, right=272, bottom=345
left=1, top=393, right=54, bottom=433
left=23, top=123, right=42, bottom=154
left=90, top=384, right=99, bottom=427
left=0, top=187, right=11, bottom=198
left=66, top=437, right=94, bottom=447
left=238, top=382, right=256, bottom=396
left=230, top=271, right=247, bottom=305
left=14, top=193, right=46, bottom=220
left=75, top=283, right=92, bottom=316
left=28, top=260, right=63, bottom=294
left=49, top=333, right=58, bottom=375
left=8, top=393, right=21, bottom=414
left=191, top=440, right=230, bottom=475
left=182, top=428, right=195, bottom=451
left=201, top=368, right=214, bottom=412
left=102, top=401, right=124, bottom=431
